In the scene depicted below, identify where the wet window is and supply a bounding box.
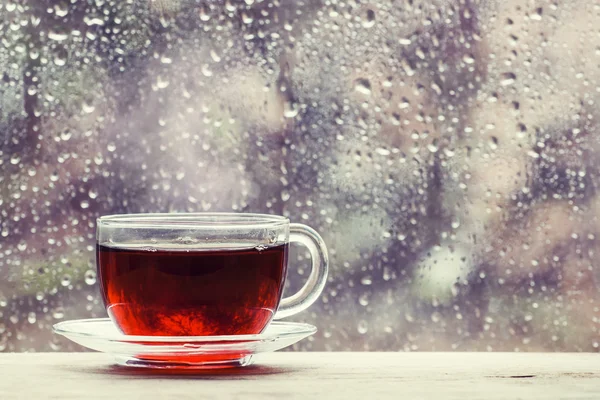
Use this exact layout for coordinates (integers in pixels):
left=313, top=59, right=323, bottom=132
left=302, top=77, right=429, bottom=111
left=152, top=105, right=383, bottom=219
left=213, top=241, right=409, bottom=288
left=1, top=0, right=599, bottom=352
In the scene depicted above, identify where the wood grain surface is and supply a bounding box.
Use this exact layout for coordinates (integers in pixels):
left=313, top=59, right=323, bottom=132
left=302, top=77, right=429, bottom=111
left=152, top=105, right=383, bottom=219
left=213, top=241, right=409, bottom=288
left=1, top=352, right=599, bottom=399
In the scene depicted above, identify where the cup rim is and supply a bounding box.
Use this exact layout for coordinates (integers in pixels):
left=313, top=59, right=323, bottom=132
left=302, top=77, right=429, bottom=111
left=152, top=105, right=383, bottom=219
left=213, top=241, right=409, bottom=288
left=97, top=212, right=289, bottom=229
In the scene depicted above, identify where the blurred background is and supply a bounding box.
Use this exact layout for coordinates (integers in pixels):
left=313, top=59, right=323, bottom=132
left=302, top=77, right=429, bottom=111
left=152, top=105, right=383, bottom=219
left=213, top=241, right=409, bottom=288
left=1, top=0, right=600, bottom=352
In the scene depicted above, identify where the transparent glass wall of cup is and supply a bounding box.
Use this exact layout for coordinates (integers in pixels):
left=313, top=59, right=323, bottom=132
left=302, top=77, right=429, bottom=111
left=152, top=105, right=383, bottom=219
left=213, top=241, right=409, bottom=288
left=96, top=213, right=329, bottom=336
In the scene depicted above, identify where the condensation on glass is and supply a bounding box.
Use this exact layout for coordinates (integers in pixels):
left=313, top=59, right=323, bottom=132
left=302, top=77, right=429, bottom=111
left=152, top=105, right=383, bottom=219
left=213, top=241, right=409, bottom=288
left=1, top=0, right=599, bottom=352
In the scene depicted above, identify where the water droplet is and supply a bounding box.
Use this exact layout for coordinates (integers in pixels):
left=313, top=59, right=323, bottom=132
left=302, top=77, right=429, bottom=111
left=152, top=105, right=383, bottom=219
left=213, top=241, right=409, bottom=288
left=357, top=320, right=368, bottom=334
left=82, top=102, right=95, bottom=114
left=10, top=155, right=21, bottom=165
left=358, top=293, right=369, bottom=306
left=60, top=131, right=72, bottom=141
left=54, top=2, right=69, bottom=17
left=283, top=101, right=299, bottom=118
left=360, top=275, right=373, bottom=285
left=242, top=12, right=253, bottom=24
left=488, top=136, right=499, bottom=150
left=354, top=78, right=372, bottom=95
left=84, top=270, right=97, bottom=285
left=530, top=7, right=543, bottom=21
left=61, top=274, right=71, bottom=287
left=501, top=72, right=516, bottom=86
left=54, top=51, right=67, bottom=66
left=48, top=30, right=69, bottom=42
left=210, top=50, right=221, bottom=63
left=84, top=16, right=104, bottom=26
left=88, top=189, right=98, bottom=199
left=199, top=6, right=211, bottom=21
left=383, top=266, right=392, bottom=281
left=201, top=64, right=213, bottom=77
left=362, top=9, right=376, bottom=28
left=27, top=312, right=36, bottom=324
left=427, top=141, right=439, bottom=153
left=80, top=200, right=90, bottom=209
left=52, top=307, right=65, bottom=319
left=225, top=0, right=236, bottom=12
left=156, top=76, right=170, bottom=89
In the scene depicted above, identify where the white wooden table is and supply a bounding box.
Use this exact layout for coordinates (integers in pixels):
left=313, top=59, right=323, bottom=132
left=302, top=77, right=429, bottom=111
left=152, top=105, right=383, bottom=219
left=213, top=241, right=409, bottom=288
left=1, top=353, right=599, bottom=399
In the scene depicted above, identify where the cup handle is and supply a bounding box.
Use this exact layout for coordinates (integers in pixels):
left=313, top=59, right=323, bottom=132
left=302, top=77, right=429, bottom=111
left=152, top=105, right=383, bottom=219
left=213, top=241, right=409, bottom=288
left=274, top=223, right=329, bottom=319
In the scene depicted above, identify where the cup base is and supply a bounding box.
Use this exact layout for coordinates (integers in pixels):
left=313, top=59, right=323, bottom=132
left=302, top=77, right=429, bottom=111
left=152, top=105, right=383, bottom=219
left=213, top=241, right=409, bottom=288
left=114, top=355, right=254, bottom=369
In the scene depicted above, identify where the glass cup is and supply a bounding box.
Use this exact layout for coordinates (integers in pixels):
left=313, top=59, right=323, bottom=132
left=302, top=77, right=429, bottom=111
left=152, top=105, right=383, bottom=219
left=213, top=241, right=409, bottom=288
left=96, top=213, right=328, bottom=336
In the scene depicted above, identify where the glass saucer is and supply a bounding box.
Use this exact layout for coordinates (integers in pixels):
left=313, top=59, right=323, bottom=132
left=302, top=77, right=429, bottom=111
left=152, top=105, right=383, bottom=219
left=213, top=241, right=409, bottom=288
left=53, top=318, right=316, bottom=369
